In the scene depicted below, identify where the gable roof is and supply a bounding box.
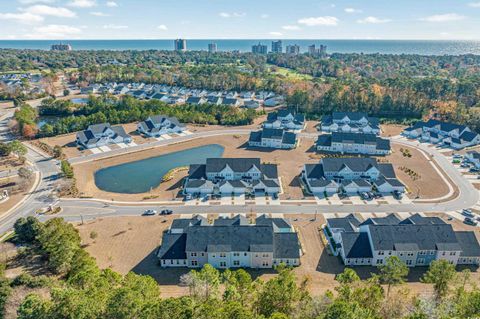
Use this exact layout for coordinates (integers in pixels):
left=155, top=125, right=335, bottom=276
left=341, top=232, right=373, bottom=258
left=322, top=157, right=379, bottom=173
left=206, top=158, right=261, bottom=174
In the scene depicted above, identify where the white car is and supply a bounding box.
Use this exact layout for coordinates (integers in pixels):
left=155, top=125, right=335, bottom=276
left=142, top=209, right=157, bottom=216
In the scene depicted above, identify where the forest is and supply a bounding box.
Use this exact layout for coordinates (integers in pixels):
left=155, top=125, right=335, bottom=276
left=2, top=49, right=480, bottom=132
left=13, top=95, right=261, bottom=138
left=0, top=216, right=479, bottom=319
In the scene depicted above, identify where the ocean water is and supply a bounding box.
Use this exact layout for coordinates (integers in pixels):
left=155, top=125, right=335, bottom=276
left=0, top=39, right=479, bottom=55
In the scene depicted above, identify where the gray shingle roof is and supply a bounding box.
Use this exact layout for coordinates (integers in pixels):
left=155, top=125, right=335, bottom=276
left=327, top=214, right=361, bottom=232
left=456, top=231, right=480, bottom=257
left=368, top=224, right=461, bottom=252
left=206, top=158, right=261, bottom=174
left=341, top=232, right=373, bottom=258
left=274, top=233, right=301, bottom=259
left=322, top=157, right=379, bottom=173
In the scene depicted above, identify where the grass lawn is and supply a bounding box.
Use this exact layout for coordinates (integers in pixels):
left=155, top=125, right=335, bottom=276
left=267, top=64, right=314, bottom=81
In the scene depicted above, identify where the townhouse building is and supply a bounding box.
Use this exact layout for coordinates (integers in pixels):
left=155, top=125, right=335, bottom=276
left=184, top=158, right=281, bottom=196
left=302, top=157, right=405, bottom=194
left=137, top=115, right=186, bottom=137
left=316, top=132, right=391, bottom=155
left=403, top=119, right=480, bottom=150
left=263, top=110, right=305, bottom=131
left=324, top=213, right=480, bottom=267
left=158, top=215, right=301, bottom=269
left=249, top=128, right=298, bottom=149
left=76, top=123, right=132, bottom=149
left=321, top=112, right=380, bottom=135
left=465, top=151, right=480, bottom=168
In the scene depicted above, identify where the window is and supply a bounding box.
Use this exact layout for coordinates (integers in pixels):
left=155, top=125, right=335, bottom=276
left=220, top=262, right=227, bottom=267
left=176, top=260, right=179, bottom=265
left=191, top=252, right=197, bottom=257
left=233, top=253, right=240, bottom=257
left=162, top=260, right=165, bottom=265
left=191, top=260, right=198, bottom=266
left=450, top=252, right=456, bottom=256
left=244, top=253, right=248, bottom=256
left=378, top=251, right=384, bottom=256
left=233, top=260, right=240, bottom=266
left=220, top=253, right=226, bottom=258
left=406, top=260, right=413, bottom=265
left=377, top=259, right=383, bottom=265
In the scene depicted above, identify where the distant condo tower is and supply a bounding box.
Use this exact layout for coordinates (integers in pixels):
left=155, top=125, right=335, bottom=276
left=286, top=44, right=300, bottom=55
left=271, top=40, right=283, bottom=53
left=208, top=43, right=218, bottom=53
left=308, top=44, right=327, bottom=56
left=174, top=39, right=187, bottom=51
left=51, top=43, right=72, bottom=51
left=252, top=43, right=268, bottom=54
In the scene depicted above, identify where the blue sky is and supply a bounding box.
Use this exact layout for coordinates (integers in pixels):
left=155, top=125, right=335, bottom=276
left=0, top=0, right=479, bottom=40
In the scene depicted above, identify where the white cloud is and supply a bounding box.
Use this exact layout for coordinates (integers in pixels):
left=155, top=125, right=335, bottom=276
left=344, top=7, right=362, bottom=13
left=468, top=2, right=480, bottom=7
left=90, top=11, right=109, bottom=16
left=269, top=31, right=283, bottom=36
left=282, top=25, right=301, bottom=31
left=103, top=23, right=127, bottom=29
left=28, top=24, right=82, bottom=38
left=106, top=1, right=118, bottom=7
left=420, top=13, right=466, bottom=22
left=0, top=12, right=44, bottom=24
left=260, top=14, right=269, bottom=19
left=18, top=0, right=55, bottom=3
left=357, top=16, right=391, bottom=24
left=157, top=24, right=168, bottom=30
left=68, top=0, right=96, bottom=8
left=219, top=12, right=245, bottom=18
left=298, top=16, right=338, bottom=26
left=23, top=5, right=76, bottom=18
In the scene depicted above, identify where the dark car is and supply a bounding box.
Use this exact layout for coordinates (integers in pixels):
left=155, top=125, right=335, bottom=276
left=160, top=209, right=173, bottom=215
left=464, top=217, right=478, bottom=226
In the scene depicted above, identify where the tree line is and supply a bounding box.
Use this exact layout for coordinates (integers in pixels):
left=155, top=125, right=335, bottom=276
left=0, top=216, right=478, bottom=319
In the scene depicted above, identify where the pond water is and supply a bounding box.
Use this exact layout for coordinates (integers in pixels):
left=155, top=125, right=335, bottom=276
left=94, top=144, right=225, bottom=194
left=70, top=98, right=89, bottom=104
left=37, top=115, right=62, bottom=128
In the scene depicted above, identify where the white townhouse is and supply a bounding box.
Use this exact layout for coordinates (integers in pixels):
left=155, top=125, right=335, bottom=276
left=302, top=158, right=405, bottom=195
left=403, top=119, right=480, bottom=150
left=76, top=123, right=132, bottom=149
left=158, top=215, right=301, bottom=269
left=137, top=115, right=186, bottom=137
left=249, top=128, right=298, bottom=149
left=321, top=112, right=380, bottom=135
left=263, top=110, right=306, bottom=131
left=316, top=132, right=391, bottom=155
left=325, top=213, right=480, bottom=267
left=184, top=158, right=281, bottom=196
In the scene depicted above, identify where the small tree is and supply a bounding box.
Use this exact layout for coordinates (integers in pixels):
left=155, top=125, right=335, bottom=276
left=89, top=231, right=98, bottom=241
left=18, top=167, right=33, bottom=180
left=380, top=256, right=409, bottom=297
left=53, top=145, right=63, bottom=159
left=421, top=259, right=456, bottom=301
left=8, top=140, right=27, bottom=157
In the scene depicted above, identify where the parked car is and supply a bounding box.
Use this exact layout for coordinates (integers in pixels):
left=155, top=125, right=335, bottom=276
left=470, top=168, right=480, bottom=173
left=360, top=192, right=371, bottom=200
left=452, top=159, right=461, bottom=164
left=453, top=154, right=463, bottom=159
left=462, top=209, right=475, bottom=218
left=464, top=217, right=478, bottom=226
left=185, top=194, right=192, bottom=200
left=338, top=192, right=348, bottom=200
left=142, top=209, right=157, bottom=216
left=461, top=163, right=470, bottom=168
left=272, top=193, right=278, bottom=200
left=202, top=195, right=210, bottom=202
left=160, top=209, right=173, bottom=215
left=373, top=193, right=383, bottom=199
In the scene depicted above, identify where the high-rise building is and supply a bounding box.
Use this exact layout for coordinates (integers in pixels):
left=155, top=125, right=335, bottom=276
left=271, top=40, right=283, bottom=53
left=308, top=44, right=327, bottom=56
left=51, top=43, right=72, bottom=51
left=208, top=43, right=218, bottom=53
left=174, top=39, right=187, bottom=51
left=286, top=44, right=300, bottom=55
left=252, top=43, right=268, bottom=54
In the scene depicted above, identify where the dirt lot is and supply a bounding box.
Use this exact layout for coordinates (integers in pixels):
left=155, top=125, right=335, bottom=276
left=382, top=143, right=451, bottom=199
left=0, top=158, right=36, bottom=215
left=75, top=213, right=480, bottom=298
left=72, top=133, right=321, bottom=201
left=381, top=124, right=407, bottom=137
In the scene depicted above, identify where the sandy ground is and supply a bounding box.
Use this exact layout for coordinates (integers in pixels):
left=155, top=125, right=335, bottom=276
left=384, top=143, right=452, bottom=199
left=381, top=124, right=407, bottom=137
left=72, top=133, right=320, bottom=201
left=72, top=132, right=450, bottom=201
left=75, top=213, right=480, bottom=299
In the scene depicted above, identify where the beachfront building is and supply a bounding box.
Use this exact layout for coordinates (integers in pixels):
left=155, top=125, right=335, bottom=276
left=263, top=110, right=306, bottom=131
left=403, top=119, right=480, bottom=150
left=137, top=115, right=186, bottom=137
left=316, top=132, right=391, bottom=155
left=157, top=215, right=301, bottom=269
left=321, top=112, right=380, bottom=135
left=324, top=213, right=480, bottom=267
left=249, top=128, right=298, bottom=149
left=184, top=158, right=281, bottom=196
left=76, top=123, right=132, bottom=149
left=302, top=158, right=405, bottom=195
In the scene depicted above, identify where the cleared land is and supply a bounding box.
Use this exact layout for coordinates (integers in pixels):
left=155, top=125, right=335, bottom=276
left=75, top=213, right=480, bottom=298
left=0, top=158, right=36, bottom=215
